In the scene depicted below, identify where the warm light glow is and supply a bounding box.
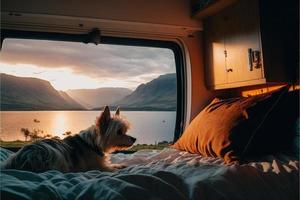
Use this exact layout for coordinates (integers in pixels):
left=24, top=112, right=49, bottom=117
left=241, top=84, right=300, bottom=97
left=0, top=62, right=162, bottom=91
left=52, top=112, right=68, bottom=138
left=0, top=63, right=102, bottom=91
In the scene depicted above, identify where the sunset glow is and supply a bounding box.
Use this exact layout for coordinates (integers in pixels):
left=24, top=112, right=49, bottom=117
left=0, top=63, right=102, bottom=91
left=0, top=38, right=176, bottom=91
left=0, top=62, right=163, bottom=91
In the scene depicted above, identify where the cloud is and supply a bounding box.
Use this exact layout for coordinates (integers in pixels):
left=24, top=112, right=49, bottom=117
left=0, top=38, right=176, bottom=81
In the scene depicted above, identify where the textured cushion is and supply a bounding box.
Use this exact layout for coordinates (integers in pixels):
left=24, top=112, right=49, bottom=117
left=249, top=89, right=299, bottom=155
left=173, top=86, right=290, bottom=164
left=269, top=89, right=299, bottom=156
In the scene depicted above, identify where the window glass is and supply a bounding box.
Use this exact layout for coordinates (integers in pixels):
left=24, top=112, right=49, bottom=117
left=0, top=38, right=177, bottom=150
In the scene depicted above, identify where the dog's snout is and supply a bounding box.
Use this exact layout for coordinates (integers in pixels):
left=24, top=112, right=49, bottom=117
left=130, top=137, right=136, bottom=143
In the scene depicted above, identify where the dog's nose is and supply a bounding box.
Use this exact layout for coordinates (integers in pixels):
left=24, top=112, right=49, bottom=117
left=130, top=137, right=136, bottom=143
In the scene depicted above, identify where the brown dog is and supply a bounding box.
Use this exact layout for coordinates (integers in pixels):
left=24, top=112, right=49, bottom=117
left=2, top=106, right=136, bottom=172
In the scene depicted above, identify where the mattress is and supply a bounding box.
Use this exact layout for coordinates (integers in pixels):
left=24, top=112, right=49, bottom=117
left=0, top=147, right=299, bottom=200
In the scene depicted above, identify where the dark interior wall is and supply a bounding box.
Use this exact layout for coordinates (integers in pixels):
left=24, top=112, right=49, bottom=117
left=259, top=0, right=299, bottom=83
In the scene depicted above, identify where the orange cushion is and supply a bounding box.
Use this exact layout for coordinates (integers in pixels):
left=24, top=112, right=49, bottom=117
left=173, top=86, right=289, bottom=164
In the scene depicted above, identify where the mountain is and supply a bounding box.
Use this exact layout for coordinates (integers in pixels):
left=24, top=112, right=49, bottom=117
left=66, top=88, right=132, bottom=109
left=0, top=73, right=85, bottom=110
left=113, top=73, right=176, bottom=111
left=58, top=91, right=85, bottom=109
left=0, top=73, right=177, bottom=111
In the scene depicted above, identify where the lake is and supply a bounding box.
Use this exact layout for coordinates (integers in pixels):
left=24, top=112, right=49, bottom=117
left=0, top=111, right=176, bottom=144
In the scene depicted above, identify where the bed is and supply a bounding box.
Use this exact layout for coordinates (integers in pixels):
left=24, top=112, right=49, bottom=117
left=0, top=147, right=298, bottom=200
left=1, top=88, right=299, bottom=200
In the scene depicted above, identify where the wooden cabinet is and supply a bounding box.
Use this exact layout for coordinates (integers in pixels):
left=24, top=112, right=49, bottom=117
left=204, top=0, right=298, bottom=89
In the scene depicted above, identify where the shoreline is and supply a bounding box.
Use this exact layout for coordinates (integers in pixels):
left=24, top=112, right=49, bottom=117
left=0, top=109, right=176, bottom=112
left=0, top=140, right=171, bottom=151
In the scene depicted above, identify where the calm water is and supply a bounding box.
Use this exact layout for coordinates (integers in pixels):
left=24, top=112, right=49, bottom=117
left=0, top=111, right=176, bottom=144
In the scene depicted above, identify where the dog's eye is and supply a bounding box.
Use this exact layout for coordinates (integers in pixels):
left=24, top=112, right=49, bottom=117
left=117, top=130, right=123, bottom=135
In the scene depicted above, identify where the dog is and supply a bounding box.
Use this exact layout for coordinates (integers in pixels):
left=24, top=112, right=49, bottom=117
left=2, top=106, right=136, bottom=172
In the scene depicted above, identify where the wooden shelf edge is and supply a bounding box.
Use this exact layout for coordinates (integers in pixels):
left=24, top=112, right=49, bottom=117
left=209, top=78, right=267, bottom=90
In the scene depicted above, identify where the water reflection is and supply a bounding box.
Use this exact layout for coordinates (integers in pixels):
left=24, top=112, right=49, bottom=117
left=0, top=111, right=176, bottom=144
left=52, top=112, right=68, bottom=139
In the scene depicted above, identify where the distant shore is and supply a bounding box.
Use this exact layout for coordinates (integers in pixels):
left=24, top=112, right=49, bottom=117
left=0, top=140, right=171, bottom=152
left=0, top=108, right=176, bottom=111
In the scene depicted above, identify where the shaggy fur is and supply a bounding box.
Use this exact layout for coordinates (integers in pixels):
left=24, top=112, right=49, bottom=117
left=2, top=106, right=136, bottom=172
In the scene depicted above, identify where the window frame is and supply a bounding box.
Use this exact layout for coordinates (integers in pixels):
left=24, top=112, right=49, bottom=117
left=1, top=29, right=186, bottom=143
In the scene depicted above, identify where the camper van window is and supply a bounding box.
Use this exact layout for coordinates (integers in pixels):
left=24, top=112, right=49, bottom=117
left=0, top=37, right=181, bottom=151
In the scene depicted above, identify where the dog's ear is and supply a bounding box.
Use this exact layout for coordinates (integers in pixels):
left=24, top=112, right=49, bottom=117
left=97, top=106, right=111, bottom=134
left=115, top=107, right=120, bottom=116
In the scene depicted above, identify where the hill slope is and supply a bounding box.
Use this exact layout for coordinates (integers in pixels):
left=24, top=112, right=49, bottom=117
left=67, top=88, right=132, bottom=109
left=0, top=73, right=85, bottom=110
left=113, top=73, right=177, bottom=111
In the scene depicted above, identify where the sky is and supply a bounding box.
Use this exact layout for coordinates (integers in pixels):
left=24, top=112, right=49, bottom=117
left=0, top=38, right=176, bottom=91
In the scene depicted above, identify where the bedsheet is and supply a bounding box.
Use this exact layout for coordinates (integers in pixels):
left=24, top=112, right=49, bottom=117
left=0, top=147, right=299, bottom=200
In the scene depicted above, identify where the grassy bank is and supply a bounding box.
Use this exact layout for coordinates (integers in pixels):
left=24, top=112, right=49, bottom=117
left=0, top=140, right=31, bottom=148
left=0, top=140, right=171, bottom=151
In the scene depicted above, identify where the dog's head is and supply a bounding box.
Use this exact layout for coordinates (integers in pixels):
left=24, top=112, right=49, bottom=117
left=96, top=106, right=136, bottom=153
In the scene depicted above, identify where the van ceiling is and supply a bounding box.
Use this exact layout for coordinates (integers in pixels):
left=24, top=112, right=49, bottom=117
left=2, top=0, right=203, bottom=37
